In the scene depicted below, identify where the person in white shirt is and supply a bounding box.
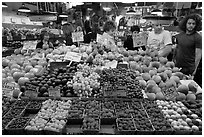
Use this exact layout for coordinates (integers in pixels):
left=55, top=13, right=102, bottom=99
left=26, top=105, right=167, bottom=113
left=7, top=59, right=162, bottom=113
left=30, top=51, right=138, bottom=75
left=147, top=21, right=172, bottom=57
left=101, top=21, right=117, bottom=52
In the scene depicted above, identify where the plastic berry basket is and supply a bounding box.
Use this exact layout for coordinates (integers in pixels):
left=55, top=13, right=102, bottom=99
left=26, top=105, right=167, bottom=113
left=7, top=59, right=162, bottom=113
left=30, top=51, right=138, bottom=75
left=3, top=108, right=26, bottom=118
left=174, top=129, right=192, bottom=135
left=12, top=100, right=30, bottom=109
left=116, top=118, right=136, bottom=135
left=25, top=101, right=42, bottom=114
left=133, top=118, right=155, bottom=135
left=81, top=119, right=100, bottom=135
left=2, top=117, right=14, bottom=135
left=44, top=120, right=67, bottom=135
left=26, top=129, right=45, bottom=135
left=5, top=117, right=31, bottom=135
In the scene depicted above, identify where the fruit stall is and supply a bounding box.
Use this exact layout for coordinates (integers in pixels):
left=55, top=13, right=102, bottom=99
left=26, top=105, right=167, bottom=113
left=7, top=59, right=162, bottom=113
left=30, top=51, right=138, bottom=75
left=2, top=41, right=202, bottom=135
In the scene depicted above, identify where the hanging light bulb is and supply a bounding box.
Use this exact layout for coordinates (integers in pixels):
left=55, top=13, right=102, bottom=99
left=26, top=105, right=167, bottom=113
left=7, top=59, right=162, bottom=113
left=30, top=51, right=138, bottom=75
left=2, top=2, right=8, bottom=8
left=18, top=3, right=31, bottom=12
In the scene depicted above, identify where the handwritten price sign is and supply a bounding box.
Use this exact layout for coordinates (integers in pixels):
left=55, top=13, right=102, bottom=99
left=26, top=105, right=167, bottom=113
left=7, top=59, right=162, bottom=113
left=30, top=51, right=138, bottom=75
left=72, top=32, right=84, bottom=42
left=64, top=51, right=82, bottom=62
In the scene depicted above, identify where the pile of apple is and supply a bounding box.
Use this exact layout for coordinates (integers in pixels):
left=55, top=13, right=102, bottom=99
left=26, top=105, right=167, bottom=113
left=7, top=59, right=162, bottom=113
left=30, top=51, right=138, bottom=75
left=72, top=64, right=101, bottom=98
left=156, top=100, right=202, bottom=132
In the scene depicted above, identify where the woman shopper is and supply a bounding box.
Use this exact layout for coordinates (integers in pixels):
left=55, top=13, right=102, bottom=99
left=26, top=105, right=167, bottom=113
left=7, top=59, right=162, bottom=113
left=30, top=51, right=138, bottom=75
left=123, top=25, right=145, bottom=51
left=174, top=14, right=202, bottom=76
left=36, top=32, right=53, bottom=49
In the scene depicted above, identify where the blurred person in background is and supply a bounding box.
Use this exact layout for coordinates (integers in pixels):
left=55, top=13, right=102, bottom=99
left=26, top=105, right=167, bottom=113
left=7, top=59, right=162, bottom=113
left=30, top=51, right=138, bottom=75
left=123, top=25, right=146, bottom=51
left=101, top=20, right=117, bottom=52
left=146, top=21, right=172, bottom=58
left=36, top=32, right=53, bottom=49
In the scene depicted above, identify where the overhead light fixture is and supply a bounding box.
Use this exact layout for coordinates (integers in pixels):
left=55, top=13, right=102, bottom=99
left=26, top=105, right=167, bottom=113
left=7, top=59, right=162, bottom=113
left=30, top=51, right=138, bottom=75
left=59, top=13, right=68, bottom=18
left=151, top=9, right=162, bottom=16
left=103, top=7, right=112, bottom=12
left=18, top=3, right=31, bottom=12
left=2, top=2, right=8, bottom=8
left=126, top=7, right=136, bottom=15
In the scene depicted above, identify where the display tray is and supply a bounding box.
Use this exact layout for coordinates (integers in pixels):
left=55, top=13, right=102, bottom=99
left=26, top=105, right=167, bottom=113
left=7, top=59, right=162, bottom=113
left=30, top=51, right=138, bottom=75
left=99, top=125, right=116, bottom=135
left=26, top=129, right=44, bottom=135
left=66, top=124, right=83, bottom=135
left=3, top=108, right=25, bottom=118
left=174, top=130, right=192, bottom=135
left=191, top=130, right=202, bottom=135
left=100, top=117, right=116, bottom=125
left=2, top=105, right=11, bottom=117
left=25, top=101, right=42, bottom=113
left=116, top=118, right=136, bottom=135
left=81, top=119, right=100, bottom=135
left=5, top=117, right=31, bottom=135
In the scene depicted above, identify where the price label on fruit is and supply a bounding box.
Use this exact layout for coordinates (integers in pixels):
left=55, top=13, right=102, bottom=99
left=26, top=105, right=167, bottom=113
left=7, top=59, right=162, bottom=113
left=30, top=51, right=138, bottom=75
left=96, top=34, right=106, bottom=44
left=72, top=31, right=84, bottom=42
left=133, top=32, right=147, bottom=47
left=2, top=82, right=15, bottom=97
left=64, top=51, right=82, bottom=62
left=48, top=86, right=61, bottom=98
left=24, top=90, right=38, bottom=99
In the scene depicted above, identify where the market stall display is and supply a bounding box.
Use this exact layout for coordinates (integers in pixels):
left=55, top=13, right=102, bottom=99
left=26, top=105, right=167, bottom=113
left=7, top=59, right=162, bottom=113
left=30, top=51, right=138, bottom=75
left=2, top=2, right=202, bottom=135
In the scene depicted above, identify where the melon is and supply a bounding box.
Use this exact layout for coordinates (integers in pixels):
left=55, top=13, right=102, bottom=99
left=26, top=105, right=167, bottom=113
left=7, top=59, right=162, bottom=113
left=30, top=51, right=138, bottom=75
left=176, top=92, right=186, bottom=101
left=10, top=64, right=21, bottom=70
left=152, top=75, right=162, bottom=84
left=177, top=84, right=189, bottom=95
left=24, top=73, right=35, bottom=79
left=11, top=68, right=21, bottom=76
left=2, top=58, right=10, bottom=67
left=146, top=93, right=156, bottom=100
left=13, top=72, right=25, bottom=82
left=18, top=77, right=30, bottom=86
left=188, top=81, right=198, bottom=93
left=25, top=65, right=33, bottom=72
left=30, top=60, right=38, bottom=67
left=142, top=73, right=151, bottom=81
left=156, top=92, right=165, bottom=100
left=186, top=93, right=196, bottom=101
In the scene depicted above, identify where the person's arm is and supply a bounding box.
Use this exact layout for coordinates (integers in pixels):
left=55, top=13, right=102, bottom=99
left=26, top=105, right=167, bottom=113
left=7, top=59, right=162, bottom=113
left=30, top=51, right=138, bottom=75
left=159, top=31, right=173, bottom=57
left=193, top=48, right=202, bottom=76
left=49, top=41, right=54, bottom=48
left=192, top=34, right=202, bottom=76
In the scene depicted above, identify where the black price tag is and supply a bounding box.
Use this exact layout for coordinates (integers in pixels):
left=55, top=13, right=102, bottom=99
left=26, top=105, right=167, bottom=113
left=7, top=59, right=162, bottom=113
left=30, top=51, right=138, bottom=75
left=48, top=86, right=61, bottom=98
left=117, top=63, right=129, bottom=69
left=24, top=90, right=38, bottom=99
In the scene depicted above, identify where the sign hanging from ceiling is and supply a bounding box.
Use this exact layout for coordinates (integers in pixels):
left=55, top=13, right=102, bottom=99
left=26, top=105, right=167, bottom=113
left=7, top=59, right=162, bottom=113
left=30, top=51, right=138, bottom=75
left=29, top=15, right=57, bottom=22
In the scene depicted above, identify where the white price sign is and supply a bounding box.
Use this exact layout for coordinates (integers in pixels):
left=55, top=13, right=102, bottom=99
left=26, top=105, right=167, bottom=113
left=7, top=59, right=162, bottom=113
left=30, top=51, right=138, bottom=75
left=72, top=32, right=84, bottom=42
left=23, top=41, right=37, bottom=50
left=64, top=51, right=82, bottom=62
